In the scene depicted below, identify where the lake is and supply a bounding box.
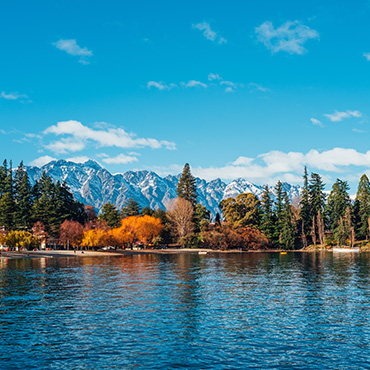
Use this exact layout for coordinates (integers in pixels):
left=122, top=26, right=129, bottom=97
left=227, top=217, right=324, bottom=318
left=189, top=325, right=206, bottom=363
left=1, top=252, right=370, bottom=369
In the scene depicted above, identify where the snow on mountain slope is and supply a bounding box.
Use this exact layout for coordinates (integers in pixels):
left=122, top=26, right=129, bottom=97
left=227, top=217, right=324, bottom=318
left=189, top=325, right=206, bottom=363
left=25, top=160, right=301, bottom=217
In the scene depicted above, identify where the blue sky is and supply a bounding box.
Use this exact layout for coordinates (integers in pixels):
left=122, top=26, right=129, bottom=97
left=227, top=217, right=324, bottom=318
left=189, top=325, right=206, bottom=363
left=1, top=0, right=370, bottom=192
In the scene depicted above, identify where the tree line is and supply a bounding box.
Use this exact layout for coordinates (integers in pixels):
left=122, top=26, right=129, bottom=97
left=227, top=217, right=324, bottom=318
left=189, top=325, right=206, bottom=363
left=2, top=159, right=370, bottom=250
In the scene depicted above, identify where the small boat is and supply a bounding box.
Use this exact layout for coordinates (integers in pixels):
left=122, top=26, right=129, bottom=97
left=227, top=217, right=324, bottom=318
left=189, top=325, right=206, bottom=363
left=280, top=252, right=287, bottom=255
left=198, top=251, right=208, bottom=255
left=333, top=247, right=360, bottom=253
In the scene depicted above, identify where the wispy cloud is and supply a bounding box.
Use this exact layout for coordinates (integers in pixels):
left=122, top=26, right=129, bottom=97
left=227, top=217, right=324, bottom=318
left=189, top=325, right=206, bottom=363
left=324, top=110, right=362, bottom=122
left=101, top=153, right=139, bottom=164
left=192, top=21, right=227, bottom=44
left=53, top=39, right=93, bottom=64
left=29, top=155, right=57, bottom=167
left=43, top=120, right=176, bottom=154
left=248, top=82, right=271, bottom=93
left=1, top=91, right=29, bottom=100
left=181, top=80, right=207, bottom=88
left=363, top=52, right=370, bottom=61
left=310, top=118, right=323, bottom=127
left=208, top=73, right=222, bottom=81
left=255, top=20, right=319, bottom=55
left=147, top=81, right=177, bottom=90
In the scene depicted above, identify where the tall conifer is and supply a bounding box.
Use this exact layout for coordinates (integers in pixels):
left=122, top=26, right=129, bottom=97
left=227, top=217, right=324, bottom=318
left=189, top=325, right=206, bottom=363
left=355, top=174, right=370, bottom=239
left=176, top=163, right=197, bottom=208
left=260, top=185, right=275, bottom=243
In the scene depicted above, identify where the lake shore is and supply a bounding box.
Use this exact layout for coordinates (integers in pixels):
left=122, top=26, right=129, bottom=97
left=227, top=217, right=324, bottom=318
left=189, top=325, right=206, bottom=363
left=0, top=247, right=344, bottom=259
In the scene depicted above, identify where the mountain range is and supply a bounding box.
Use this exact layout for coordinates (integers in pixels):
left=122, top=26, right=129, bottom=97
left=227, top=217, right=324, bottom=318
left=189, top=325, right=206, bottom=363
left=25, top=160, right=301, bottom=217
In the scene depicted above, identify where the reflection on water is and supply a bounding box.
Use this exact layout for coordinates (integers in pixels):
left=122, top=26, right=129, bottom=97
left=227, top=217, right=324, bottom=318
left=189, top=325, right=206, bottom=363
left=1, top=252, right=370, bottom=369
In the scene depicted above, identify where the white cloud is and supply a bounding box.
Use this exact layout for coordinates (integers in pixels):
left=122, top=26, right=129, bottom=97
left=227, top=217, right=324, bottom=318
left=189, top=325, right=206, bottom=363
left=232, top=156, right=254, bottom=166
left=147, top=81, right=177, bottom=90
left=44, top=138, right=86, bottom=154
left=208, top=73, right=222, bottom=81
left=310, top=118, right=323, bottom=127
left=43, top=120, right=176, bottom=153
left=184, top=148, right=370, bottom=183
left=225, top=87, right=234, bottom=93
left=248, top=82, right=271, bottom=93
left=324, top=110, right=362, bottom=122
left=65, top=156, right=91, bottom=163
left=192, top=21, right=227, bottom=44
left=53, top=39, right=93, bottom=64
left=181, top=80, right=207, bottom=88
left=101, top=153, right=139, bottom=164
left=363, top=52, right=370, bottom=61
left=29, top=155, right=57, bottom=167
left=1, top=91, right=29, bottom=100
left=255, top=20, right=319, bottom=55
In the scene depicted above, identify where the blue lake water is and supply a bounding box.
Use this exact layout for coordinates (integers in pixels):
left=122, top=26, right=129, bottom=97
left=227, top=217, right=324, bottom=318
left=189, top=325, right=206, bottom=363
left=1, top=252, right=370, bottom=369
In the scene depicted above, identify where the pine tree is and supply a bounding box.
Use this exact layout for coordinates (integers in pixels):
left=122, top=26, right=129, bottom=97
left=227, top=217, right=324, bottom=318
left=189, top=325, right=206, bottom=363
left=176, top=163, right=197, bottom=208
left=14, top=161, right=33, bottom=228
left=260, top=185, right=275, bottom=243
left=279, top=192, right=296, bottom=250
left=193, top=203, right=211, bottom=232
left=325, top=178, right=351, bottom=234
left=309, top=173, right=326, bottom=217
left=121, top=198, right=141, bottom=218
left=273, top=181, right=284, bottom=246
left=0, top=192, right=16, bottom=230
left=299, top=166, right=311, bottom=236
left=99, top=203, right=121, bottom=228
left=355, top=174, right=370, bottom=239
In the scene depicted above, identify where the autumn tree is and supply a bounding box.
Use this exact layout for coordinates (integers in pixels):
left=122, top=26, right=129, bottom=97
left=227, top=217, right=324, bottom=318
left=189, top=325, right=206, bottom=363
left=5, top=230, right=40, bottom=250
left=135, top=215, right=163, bottom=246
left=59, top=220, right=84, bottom=249
left=167, top=197, right=194, bottom=246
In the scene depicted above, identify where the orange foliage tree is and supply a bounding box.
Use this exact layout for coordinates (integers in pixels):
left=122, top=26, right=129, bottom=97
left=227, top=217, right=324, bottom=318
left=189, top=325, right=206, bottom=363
left=59, top=220, right=84, bottom=248
left=136, top=215, right=163, bottom=246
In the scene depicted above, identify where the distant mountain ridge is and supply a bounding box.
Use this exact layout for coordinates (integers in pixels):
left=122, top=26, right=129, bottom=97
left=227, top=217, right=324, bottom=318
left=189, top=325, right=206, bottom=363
left=25, top=160, right=301, bottom=217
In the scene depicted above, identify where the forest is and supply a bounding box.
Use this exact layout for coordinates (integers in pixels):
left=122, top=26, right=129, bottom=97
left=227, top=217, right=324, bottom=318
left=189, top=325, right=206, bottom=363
left=1, top=160, right=370, bottom=251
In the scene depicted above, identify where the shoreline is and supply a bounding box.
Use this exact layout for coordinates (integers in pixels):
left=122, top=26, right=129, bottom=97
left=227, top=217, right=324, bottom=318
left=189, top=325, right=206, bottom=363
left=1, top=247, right=363, bottom=259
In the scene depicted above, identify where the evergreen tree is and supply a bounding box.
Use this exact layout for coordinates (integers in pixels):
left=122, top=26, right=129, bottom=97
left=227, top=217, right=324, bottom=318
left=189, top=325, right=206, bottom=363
left=0, top=192, right=16, bottom=230
left=325, top=179, right=351, bottom=233
left=32, top=173, right=57, bottom=233
left=279, top=192, right=296, bottom=250
left=309, top=173, right=326, bottom=217
left=299, top=166, right=311, bottom=236
left=121, top=198, right=141, bottom=218
left=14, top=161, right=32, bottom=228
left=355, top=174, right=370, bottom=239
left=193, top=203, right=211, bottom=232
left=214, top=212, right=221, bottom=227
left=176, top=163, right=197, bottom=208
left=260, top=185, right=275, bottom=242
left=141, top=206, right=154, bottom=216
left=273, top=181, right=284, bottom=246
left=0, top=159, right=7, bottom=195
left=99, top=203, right=121, bottom=228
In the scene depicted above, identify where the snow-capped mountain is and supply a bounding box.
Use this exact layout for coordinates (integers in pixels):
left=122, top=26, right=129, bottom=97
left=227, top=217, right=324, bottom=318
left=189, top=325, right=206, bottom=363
left=25, top=160, right=301, bottom=217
